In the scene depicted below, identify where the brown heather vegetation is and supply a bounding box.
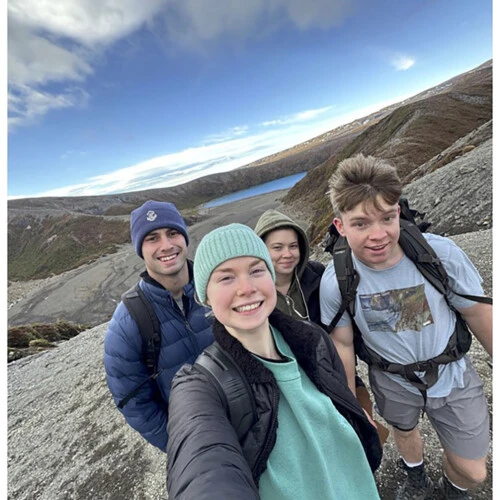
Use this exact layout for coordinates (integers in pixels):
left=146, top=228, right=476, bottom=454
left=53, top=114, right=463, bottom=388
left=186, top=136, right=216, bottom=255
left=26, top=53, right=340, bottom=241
left=8, top=320, right=91, bottom=362
left=8, top=214, right=130, bottom=280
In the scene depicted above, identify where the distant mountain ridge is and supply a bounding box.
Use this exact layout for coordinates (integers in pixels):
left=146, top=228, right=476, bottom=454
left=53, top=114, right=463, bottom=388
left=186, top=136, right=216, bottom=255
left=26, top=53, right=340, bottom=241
left=7, top=129, right=353, bottom=218
left=8, top=60, right=490, bottom=218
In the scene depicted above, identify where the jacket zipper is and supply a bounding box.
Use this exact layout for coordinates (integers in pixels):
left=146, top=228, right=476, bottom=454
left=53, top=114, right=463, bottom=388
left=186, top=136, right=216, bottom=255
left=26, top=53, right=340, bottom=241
left=172, top=295, right=201, bottom=354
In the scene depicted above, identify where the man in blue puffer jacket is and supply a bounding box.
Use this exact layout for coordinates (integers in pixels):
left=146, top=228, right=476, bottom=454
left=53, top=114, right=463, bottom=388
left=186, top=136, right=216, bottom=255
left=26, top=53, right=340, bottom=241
left=104, top=200, right=214, bottom=452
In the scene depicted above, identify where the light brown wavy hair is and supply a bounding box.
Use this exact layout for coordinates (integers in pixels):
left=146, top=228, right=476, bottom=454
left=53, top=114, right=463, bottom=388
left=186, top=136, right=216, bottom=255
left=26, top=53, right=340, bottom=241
left=328, top=154, right=402, bottom=216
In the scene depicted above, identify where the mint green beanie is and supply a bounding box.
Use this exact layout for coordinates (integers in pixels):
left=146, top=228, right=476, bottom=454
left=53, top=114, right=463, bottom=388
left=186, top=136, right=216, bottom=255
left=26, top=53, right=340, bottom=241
left=194, top=223, right=276, bottom=303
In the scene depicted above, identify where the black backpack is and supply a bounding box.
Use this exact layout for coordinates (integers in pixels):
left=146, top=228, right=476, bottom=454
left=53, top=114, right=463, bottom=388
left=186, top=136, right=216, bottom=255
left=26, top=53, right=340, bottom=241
left=325, top=198, right=492, bottom=402
left=116, top=284, right=257, bottom=440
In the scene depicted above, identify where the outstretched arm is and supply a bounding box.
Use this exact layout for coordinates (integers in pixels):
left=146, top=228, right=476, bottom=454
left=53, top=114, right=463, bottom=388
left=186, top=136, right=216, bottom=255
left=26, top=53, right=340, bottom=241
left=458, top=302, right=492, bottom=358
left=167, top=365, right=259, bottom=500
left=329, top=324, right=357, bottom=396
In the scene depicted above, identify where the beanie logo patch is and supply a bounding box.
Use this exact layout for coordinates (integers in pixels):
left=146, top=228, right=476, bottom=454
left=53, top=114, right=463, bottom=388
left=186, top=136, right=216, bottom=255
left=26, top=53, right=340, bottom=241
left=146, top=210, right=157, bottom=222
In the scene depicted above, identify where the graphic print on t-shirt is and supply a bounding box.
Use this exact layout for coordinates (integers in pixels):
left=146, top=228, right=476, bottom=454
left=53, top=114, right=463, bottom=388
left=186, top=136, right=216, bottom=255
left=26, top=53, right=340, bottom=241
left=360, top=284, right=434, bottom=333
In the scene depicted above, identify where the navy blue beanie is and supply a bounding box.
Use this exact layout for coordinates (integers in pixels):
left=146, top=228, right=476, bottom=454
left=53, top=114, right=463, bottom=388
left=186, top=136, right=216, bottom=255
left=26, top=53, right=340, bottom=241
left=130, top=200, right=189, bottom=258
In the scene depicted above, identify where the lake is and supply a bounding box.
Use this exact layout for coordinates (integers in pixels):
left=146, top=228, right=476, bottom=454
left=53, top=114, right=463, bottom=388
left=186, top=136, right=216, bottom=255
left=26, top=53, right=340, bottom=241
left=202, top=172, right=307, bottom=209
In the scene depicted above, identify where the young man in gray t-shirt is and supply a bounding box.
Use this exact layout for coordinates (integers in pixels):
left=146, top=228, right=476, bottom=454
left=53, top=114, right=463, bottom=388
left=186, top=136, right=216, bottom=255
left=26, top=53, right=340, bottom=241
left=320, top=154, right=491, bottom=500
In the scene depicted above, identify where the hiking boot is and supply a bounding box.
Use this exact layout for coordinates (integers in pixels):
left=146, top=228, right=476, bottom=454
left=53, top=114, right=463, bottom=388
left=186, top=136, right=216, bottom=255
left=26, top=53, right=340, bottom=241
left=395, top=461, right=434, bottom=500
left=437, top=476, right=471, bottom=499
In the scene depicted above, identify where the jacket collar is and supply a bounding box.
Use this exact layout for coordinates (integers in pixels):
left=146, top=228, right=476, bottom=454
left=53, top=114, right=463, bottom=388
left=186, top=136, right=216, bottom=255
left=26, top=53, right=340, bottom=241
left=213, top=309, right=323, bottom=385
left=140, top=260, right=196, bottom=298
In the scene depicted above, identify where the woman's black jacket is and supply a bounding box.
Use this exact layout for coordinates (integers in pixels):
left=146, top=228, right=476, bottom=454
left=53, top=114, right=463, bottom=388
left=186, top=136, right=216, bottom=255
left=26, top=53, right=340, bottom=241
left=300, top=260, right=326, bottom=326
left=167, top=309, right=382, bottom=499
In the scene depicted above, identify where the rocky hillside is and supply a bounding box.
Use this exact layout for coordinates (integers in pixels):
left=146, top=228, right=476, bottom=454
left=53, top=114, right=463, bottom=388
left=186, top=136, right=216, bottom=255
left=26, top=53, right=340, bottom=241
left=402, top=131, right=492, bottom=237
left=8, top=215, right=131, bottom=281
left=7, top=190, right=291, bottom=327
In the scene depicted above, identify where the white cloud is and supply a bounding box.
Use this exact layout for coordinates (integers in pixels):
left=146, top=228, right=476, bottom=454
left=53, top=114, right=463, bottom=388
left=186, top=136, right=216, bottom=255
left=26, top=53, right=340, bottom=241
left=8, top=0, right=165, bottom=46
left=392, top=55, right=415, bottom=71
left=31, top=132, right=289, bottom=196
left=277, top=0, right=357, bottom=30
left=17, top=118, right=315, bottom=197
left=153, top=0, right=358, bottom=51
left=8, top=86, right=89, bottom=129
left=8, top=19, right=94, bottom=88
left=204, top=125, right=250, bottom=144
left=8, top=0, right=359, bottom=127
left=262, top=106, right=333, bottom=126
left=8, top=0, right=166, bottom=128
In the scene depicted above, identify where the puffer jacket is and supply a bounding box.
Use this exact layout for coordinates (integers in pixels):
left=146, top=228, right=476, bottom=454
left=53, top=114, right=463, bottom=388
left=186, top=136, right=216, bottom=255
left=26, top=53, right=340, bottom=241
left=104, top=261, right=214, bottom=452
left=167, top=310, right=382, bottom=499
left=254, top=210, right=325, bottom=326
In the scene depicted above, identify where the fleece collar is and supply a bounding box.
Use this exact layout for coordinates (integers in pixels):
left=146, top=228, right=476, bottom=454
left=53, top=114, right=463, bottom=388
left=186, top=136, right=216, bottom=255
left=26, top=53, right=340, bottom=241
left=213, top=309, right=323, bottom=385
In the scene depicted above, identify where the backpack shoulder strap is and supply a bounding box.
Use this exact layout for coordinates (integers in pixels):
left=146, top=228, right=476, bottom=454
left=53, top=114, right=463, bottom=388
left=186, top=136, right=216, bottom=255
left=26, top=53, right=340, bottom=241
left=121, top=283, right=162, bottom=376
left=117, top=283, right=163, bottom=409
left=399, top=220, right=448, bottom=295
left=327, top=236, right=359, bottom=332
left=399, top=197, right=432, bottom=232
left=399, top=220, right=492, bottom=304
left=194, top=343, right=257, bottom=441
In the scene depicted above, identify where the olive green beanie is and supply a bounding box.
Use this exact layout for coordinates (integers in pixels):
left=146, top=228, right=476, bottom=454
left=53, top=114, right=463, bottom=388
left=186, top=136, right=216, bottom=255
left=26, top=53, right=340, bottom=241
left=194, top=223, right=275, bottom=303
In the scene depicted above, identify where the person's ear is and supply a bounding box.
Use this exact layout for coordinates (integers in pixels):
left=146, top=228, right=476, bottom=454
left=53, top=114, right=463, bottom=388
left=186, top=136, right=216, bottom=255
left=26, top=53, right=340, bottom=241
left=333, top=217, right=346, bottom=237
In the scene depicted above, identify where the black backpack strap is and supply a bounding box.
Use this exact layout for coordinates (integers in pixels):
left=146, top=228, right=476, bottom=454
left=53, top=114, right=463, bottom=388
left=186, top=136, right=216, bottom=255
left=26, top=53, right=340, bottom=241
left=363, top=323, right=469, bottom=406
left=399, top=220, right=492, bottom=305
left=117, top=283, right=163, bottom=409
left=327, top=236, right=360, bottom=332
left=399, top=197, right=432, bottom=232
left=122, top=283, right=162, bottom=375
left=194, top=343, right=257, bottom=441
left=399, top=220, right=448, bottom=295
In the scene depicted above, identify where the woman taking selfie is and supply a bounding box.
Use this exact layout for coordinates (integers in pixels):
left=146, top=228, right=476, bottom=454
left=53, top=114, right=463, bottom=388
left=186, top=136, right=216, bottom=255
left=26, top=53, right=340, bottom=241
left=166, top=223, right=381, bottom=500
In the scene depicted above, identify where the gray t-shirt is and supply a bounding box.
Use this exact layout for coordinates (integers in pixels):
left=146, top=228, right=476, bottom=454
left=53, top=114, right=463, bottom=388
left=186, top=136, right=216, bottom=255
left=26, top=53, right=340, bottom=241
left=320, top=233, right=484, bottom=397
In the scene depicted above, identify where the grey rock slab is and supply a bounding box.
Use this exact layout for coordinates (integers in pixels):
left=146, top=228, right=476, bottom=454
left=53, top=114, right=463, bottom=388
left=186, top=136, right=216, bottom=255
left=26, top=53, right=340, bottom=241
left=8, top=324, right=167, bottom=500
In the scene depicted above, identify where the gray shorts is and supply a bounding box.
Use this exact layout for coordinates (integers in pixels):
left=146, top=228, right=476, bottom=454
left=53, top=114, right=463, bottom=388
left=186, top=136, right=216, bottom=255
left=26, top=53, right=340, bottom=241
left=368, top=357, right=490, bottom=460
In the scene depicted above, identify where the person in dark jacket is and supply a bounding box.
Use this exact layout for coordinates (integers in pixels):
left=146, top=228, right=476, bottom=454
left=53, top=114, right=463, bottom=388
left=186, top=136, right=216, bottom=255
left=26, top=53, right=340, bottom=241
left=104, top=200, right=213, bottom=452
left=167, top=223, right=381, bottom=499
left=254, top=209, right=325, bottom=326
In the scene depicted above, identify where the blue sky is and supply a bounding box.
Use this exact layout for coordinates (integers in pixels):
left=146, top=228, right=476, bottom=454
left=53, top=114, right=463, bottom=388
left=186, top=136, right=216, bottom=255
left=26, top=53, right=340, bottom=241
left=6, top=0, right=493, bottom=199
